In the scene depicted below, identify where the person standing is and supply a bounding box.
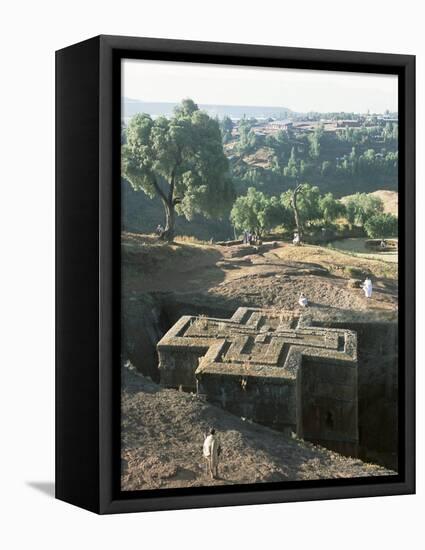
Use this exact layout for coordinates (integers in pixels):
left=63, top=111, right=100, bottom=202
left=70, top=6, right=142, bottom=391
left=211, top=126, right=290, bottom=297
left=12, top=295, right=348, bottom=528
left=203, top=428, right=221, bottom=480
left=361, top=276, right=373, bottom=298
left=298, top=292, right=308, bottom=307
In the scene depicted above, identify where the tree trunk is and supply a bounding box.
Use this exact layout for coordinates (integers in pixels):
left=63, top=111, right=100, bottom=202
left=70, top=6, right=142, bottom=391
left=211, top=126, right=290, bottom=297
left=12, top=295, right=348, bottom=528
left=292, top=184, right=303, bottom=242
left=160, top=199, right=175, bottom=242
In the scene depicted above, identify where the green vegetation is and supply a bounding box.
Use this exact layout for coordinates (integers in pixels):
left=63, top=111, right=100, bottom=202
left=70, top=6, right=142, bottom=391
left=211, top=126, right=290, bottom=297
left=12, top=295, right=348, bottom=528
left=230, top=183, right=343, bottom=237
left=231, top=121, right=398, bottom=198
left=230, top=183, right=343, bottom=238
left=345, top=193, right=384, bottom=226
left=220, top=116, right=234, bottom=144
left=237, top=117, right=259, bottom=154
left=230, top=184, right=398, bottom=242
left=319, top=192, right=346, bottom=223
left=121, top=98, right=398, bottom=242
left=281, top=184, right=322, bottom=226
left=364, top=212, right=398, bottom=239
left=230, top=188, right=284, bottom=237
left=122, top=99, right=234, bottom=242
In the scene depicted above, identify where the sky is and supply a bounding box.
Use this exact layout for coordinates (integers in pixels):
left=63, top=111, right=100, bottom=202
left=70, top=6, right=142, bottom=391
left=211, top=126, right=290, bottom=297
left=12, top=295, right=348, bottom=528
left=122, top=59, right=398, bottom=114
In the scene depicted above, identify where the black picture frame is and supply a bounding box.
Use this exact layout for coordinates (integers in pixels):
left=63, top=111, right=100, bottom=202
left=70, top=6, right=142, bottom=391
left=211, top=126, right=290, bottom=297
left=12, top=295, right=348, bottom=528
left=56, top=35, right=415, bottom=514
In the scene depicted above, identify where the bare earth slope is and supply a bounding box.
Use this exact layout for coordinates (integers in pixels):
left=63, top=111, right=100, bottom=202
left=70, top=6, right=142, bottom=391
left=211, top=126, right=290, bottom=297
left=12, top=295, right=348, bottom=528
left=122, top=233, right=398, bottom=313
left=121, top=366, right=394, bottom=491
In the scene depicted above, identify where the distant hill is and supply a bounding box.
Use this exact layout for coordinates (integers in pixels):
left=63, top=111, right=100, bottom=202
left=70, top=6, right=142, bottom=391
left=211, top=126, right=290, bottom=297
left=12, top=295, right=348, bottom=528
left=341, top=190, right=398, bottom=216
left=123, top=97, right=293, bottom=121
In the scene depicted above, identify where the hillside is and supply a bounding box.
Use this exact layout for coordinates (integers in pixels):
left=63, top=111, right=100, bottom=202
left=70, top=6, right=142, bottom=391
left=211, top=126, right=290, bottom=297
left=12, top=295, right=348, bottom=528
left=121, top=365, right=394, bottom=491
left=369, top=190, right=398, bottom=215
left=341, top=190, right=398, bottom=216
left=122, top=101, right=398, bottom=240
left=122, top=232, right=398, bottom=309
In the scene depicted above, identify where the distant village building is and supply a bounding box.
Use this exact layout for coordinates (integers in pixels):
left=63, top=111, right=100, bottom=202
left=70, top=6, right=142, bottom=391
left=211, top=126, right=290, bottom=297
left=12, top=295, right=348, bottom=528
left=378, top=116, right=398, bottom=123
left=267, top=120, right=294, bottom=131
left=336, top=119, right=361, bottom=128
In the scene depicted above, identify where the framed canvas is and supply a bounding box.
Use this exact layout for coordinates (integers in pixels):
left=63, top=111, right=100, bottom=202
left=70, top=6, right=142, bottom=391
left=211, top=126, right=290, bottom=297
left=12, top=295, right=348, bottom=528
left=56, top=35, right=415, bottom=514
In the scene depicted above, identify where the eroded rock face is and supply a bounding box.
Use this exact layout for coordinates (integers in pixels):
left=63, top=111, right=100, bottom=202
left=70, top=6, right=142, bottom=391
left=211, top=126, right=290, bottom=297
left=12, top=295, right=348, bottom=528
left=121, top=292, right=236, bottom=383
left=157, top=307, right=358, bottom=457
left=121, top=294, right=164, bottom=383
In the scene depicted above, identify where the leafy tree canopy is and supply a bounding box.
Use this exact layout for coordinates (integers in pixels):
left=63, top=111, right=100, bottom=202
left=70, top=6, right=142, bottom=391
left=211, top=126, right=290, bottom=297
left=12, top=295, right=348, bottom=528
left=318, top=192, right=346, bottom=223
left=280, top=183, right=322, bottom=226
left=122, top=99, right=234, bottom=240
left=364, top=212, right=398, bottom=239
left=220, top=116, right=234, bottom=143
left=345, top=193, right=383, bottom=226
left=230, top=187, right=287, bottom=236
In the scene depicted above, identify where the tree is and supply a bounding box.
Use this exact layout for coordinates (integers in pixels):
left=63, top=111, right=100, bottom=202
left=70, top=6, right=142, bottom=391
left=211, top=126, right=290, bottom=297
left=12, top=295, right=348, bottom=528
left=122, top=100, right=234, bottom=242
left=283, top=147, right=298, bottom=178
left=318, top=193, right=346, bottom=223
left=230, top=188, right=284, bottom=237
left=220, top=116, right=234, bottom=143
left=238, top=117, right=257, bottom=153
left=345, top=193, right=383, bottom=226
left=308, top=125, right=324, bottom=159
left=281, top=183, right=322, bottom=238
left=291, top=183, right=304, bottom=240
left=364, top=213, right=398, bottom=239
left=321, top=160, right=332, bottom=176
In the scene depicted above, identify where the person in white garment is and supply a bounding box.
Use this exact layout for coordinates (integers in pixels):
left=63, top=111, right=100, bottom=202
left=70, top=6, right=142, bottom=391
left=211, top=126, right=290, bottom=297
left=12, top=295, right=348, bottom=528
left=361, top=276, right=373, bottom=298
left=203, top=428, right=221, bottom=479
left=293, top=232, right=300, bottom=246
left=298, top=293, right=308, bottom=307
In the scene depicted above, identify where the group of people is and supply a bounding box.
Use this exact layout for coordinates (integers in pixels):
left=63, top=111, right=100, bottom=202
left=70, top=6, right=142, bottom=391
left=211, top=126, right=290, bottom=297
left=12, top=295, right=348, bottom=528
left=243, top=231, right=260, bottom=245
left=297, top=276, right=373, bottom=309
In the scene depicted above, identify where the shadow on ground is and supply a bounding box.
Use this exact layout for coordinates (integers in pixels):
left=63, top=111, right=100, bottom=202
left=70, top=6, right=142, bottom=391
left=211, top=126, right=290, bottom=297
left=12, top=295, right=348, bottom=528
left=26, top=481, right=55, bottom=498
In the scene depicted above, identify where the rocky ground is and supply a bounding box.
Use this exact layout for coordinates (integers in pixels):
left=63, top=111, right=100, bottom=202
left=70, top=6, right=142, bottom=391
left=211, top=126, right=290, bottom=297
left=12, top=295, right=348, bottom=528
left=122, top=232, right=398, bottom=314
left=120, top=233, right=398, bottom=491
left=121, top=366, right=395, bottom=491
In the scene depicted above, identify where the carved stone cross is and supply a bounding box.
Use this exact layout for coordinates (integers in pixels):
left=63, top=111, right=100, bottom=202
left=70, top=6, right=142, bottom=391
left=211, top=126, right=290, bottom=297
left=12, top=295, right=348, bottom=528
left=158, top=307, right=358, bottom=455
